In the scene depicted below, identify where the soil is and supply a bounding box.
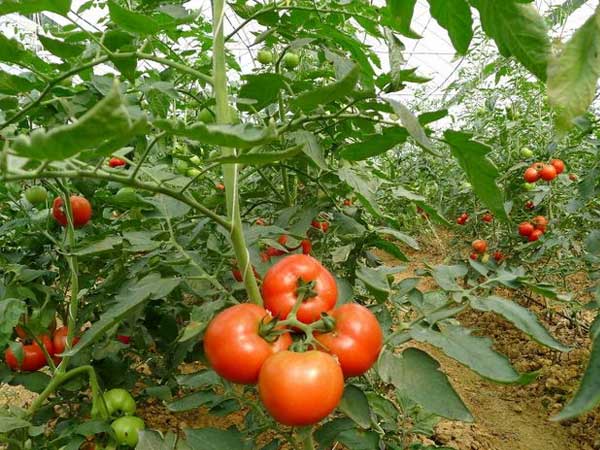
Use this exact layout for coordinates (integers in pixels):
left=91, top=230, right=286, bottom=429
left=1, top=228, right=599, bottom=450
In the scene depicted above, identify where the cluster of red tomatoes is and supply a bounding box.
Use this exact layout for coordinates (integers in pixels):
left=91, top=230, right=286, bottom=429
left=5, top=326, right=78, bottom=371
left=523, top=159, right=564, bottom=183
left=52, top=195, right=92, bottom=228
left=456, top=212, right=493, bottom=225
left=205, top=254, right=383, bottom=426
left=468, top=239, right=505, bottom=263
left=518, top=215, right=548, bottom=242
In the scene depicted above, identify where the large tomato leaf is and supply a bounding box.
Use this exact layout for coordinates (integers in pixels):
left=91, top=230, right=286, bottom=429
left=427, top=0, right=473, bottom=55
left=383, top=0, right=421, bottom=38
left=470, top=296, right=570, bottom=352
left=472, top=0, right=550, bottom=81
left=388, top=99, right=441, bottom=156
left=38, top=35, right=86, bottom=59
left=12, top=82, right=147, bottom=160
left=444, top=130, right=508, bottom=221
left=338, top=385, right=371, bottom=429
left=107, top=0, right=160, bottom=35
left=184, top=428, right=245, bottom=450
left=0, top=34, right=54, bottom=74
left=0, top=0, right=70, bottom=16
left=339, top=126, right=408, bottom=161
left=378, top=348, right=473, bottom=421
left=547, top=8, right=600, bottom=130
left=237, top=74, right=286, bottom=112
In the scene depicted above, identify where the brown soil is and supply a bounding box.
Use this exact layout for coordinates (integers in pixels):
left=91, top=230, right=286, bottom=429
left=2, top=229, right=599, bottom=450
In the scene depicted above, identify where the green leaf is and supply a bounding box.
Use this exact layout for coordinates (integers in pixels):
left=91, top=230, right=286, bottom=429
left=185, top=428, right=245, bottom=450
left=356, top=265, right=391, bottom=302
left=238, top=74, right=285, bottom=112
left=314, top=418, right=355, bottom=450
left=167, top=392, right=218, bottom=412
left=386, top=0, right=421, bottom=38
left=369, top=239, right=408, bottom=262
left=552, top=330, right=600, bottom=421
left=337, top=429, right=380, bottom=450
left=431, top=264, right=467, bottom=291
left=64, top=273, right=179, bottom=357
left=108, top=0, right=160, bottom=34
left=0, top=34, right=53, bottom=73
left=338, top=385, right=371, bottom=428
left=292, top=65, right=360, bottom=112
left=378, top=348, right=473, bottom=421
left=9, top=372, right=51, bottom=393
left=388, top=99, right=441, bottom=156
left=473, top=0, right=550, bottom=81
left=339, top=127, right=408, bottom=161
left=0, top=416, right=31, bottom=432
left=74, top=236, right=123, bottom=256
left=427, top=0, right=473, bottom=55
left=547, top=9, right=600, bottom=130
left=409, top=323, right=522, bottom=383
left=0, top=71, right=42, bottom=95
left=13, top=82, right=146, bottom=160
left=38, top=35, right=85, bottom=59
left=292, top=131, right=328, bottom=170
left=419, top=109, right=449, bottom=125
left=155, top=120, right=277, bottom=149
left=470, top=296, right=570, bottom=352
left=375, top=227, right=419, bottom=250
left=0, top=0, right=70, bottom=16
left=338, top=167, right=382, bottom=217
left=444, top=130, right=507, bottom=221
left=135, top=430, right=166, bottom=449
left=210, top=145, right=303, bottom=166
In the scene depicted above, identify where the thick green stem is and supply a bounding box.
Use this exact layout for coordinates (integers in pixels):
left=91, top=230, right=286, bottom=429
left=298, top=427, right=315, bottom=450
left=212, top=0, right=262, bottom=305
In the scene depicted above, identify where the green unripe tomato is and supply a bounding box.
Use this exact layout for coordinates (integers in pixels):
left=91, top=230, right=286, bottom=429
left=257, top=49, right=273, bottom=65
left=114, top=187, right=138, bottom=203
left=520, top=147, right=533, bottom=158
left=522, top=182, right=535, bottom=191
left=24, top=186, right=48, bottom=205
left=111, top=416, right=145, bottom=447
left=283, top=52, right=300, bottom=69
left=190, top=155, right=201, bottom=165
left=103, top=388, right=136, bottom=417
left=199, top=108, right=215, bottom=123
left=187, top=168, right=201, bottom=178
left=174, top=160, right=189, bottom=175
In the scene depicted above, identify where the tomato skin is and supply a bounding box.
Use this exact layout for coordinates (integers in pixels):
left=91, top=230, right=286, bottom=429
left=569, top=173, right=577, bottom=181
left=255, top=218, right=266, bottom=226
left=25, top=186, right=48, bottom=205
left=315, top=304, right=382, bottom=377
left=52, top=196, right=92, bottom=228
left=472, top=240, right=487, bottom=254
left=277, top=235, right=288, bottom=246
left=311, top=220, right=329, bottom=232
left=493, top=251, right=505, bottom=262
left=532, top=215, right=548, bottom=232
left=232, top=266, right=260, bottom=282
left=301, top=239, right=312, bottom=255
left=518, top=222, right=534, bottom=237
left=257, top=49, right=273, bottom=65
left=523, top=167, right=540, bottom=183
left=550, top=159, right=565, bottom=174
left=52, top=326, right=80, bottom=357
left=481, top=213, right=493, bottom=223
left=5, top=336, right=53, bottom=372
left=266, top=246, right=285, bottom=257
left=108, top=157, right=126, bottom=168
left=282, top=52, right=300, bottom=69
left=111, top=416, right=145, bottom=447
left=343, top=199, right=352, bottom=206
left=469, top=252, right=479, bottom=261
left=262, top=255, right=338, bottom=324
left=117, top=335, right=131, bottom=345
left=528, top=229, right=544, bottom=242
left=524, top=200, right=535, bottom=210
left=539, top=164, right=557, bottom=181
left=215, top=183, right=225, bottom=191
left=104, top=388, right=136, bottom=417
left=204, top=304, right=292, bottom=384
left=258, top=351, right=344, bottom=426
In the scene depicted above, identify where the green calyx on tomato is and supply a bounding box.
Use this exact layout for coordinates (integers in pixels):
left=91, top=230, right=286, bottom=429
left=111, top=416, right=145, bottom=447
left=262, top=254, right=338, bottom=324
left=283, top=52, right=300, bottom=69
left=204, top=304, right=292, bottom=384
left=103, top=388, right=136, bottom=417
left=24, top=186, right=48, bottom=205
left=257, top=49, right=273, bottom=64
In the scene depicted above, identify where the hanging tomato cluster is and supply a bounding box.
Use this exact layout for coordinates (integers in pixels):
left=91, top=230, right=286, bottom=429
left=523, top=159, right=565, bottom=183
left=518, top=215, right=548, bottom=242
left=204, top=254, right=383, bottom=426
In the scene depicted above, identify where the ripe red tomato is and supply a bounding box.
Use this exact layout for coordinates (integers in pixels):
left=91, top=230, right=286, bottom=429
left=523, top=167, right=540, bottom=183
left=204, top=304, right=292, bottom=384
left=14, top=325, right=27, bottom=339
left=262, top=255, right=337, bottom=324
left=53, top=326, right=80, bottom=356
left=258, top=350, right=344, bottom=426
left=569, top=173, right=577, bottom=181
left=481, top=213, right=493, bottom=223
left=108, top=157, right=126, bottom=168
left=550, top=159, right=565, bottom=174
left=456, top=217, right=465, bottom=225
left=300, top=239, right=312, bottom=255
left=315, top=304, right=382, bottom=377
left=260, top=252, right=270, bottom=263
left=117, top=335, right=131, bottom=345
left=255, top=218, right=266, bottom=226
left=5, top=336, right=53, bottom=371
left=52, top=196, right=92, bottom=228
left=528, top=229, right=544, bottom=242
left=472, top=240, right=487, bottom=254
left=530, top=162, right=545, bottom=171
left=518, top=222, right=534, bottom=236
left=532, top=215, right=548, bottom=231
left=232, top=265, right=260, bottom=282
left=343, top=199, right=352, bottom=206
left=469, top=252, right=479, bottom=261
left=524, top=200, right=535, bottom=210
left=311, top=220, right=329, bottom=232
left=216, top=183, right=225, bottom=191
left=539, top=164, right=557, bottom=181
left=266, top=246, right=285, bottom=257
left=493, top=251, right=505, bottom=262
left=277, top=235, right=288, bottom=246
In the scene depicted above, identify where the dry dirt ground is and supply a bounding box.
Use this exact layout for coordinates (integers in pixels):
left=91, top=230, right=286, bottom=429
left=1, top=229, right=598, bottom=450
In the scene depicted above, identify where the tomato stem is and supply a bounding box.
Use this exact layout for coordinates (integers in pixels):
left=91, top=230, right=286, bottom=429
left=297, top=426, right=315, bottom=450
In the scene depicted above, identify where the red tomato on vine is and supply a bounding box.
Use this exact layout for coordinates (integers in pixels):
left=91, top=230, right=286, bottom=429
left=52, top=196, right=92, bottom=228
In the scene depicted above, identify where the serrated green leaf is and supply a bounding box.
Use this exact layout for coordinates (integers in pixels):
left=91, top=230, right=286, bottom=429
left=0, top=0, right=70, bottom=16
left=0, top=34, right=53, bottom=73
left=0, top=71, right=42, bottom=95
left=547, top=9, right=600, bottom=130
left=388, top=99, right=441, bottom=156
left=108, top=0, right=160, bottom=34
left=292, top=131, right=327, bottom=170
left=444, top=130, right=507, bottom=221
left=339, top=127, right=408, bottom=161
left=292, top=64, right=360, bottom=112
left=0, top=416, right=31, bottom=432
left=386, top=0, right=421, bottom=38
left=38, top=35, right=85, bottom=59
left=238, top=74, right=285, bottom=112
left=338, top=385, right=371, bottom=428
left=427, top=0, right=473, bottom=55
